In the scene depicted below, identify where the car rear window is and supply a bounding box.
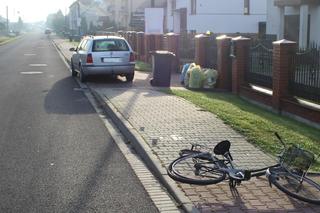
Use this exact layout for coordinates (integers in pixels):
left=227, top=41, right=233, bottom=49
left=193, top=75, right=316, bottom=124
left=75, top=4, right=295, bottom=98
left=92, top=39, right=129, bottom=52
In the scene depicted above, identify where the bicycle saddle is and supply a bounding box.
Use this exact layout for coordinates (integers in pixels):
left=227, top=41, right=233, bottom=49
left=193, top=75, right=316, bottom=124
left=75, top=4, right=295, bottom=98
left=214, top=140, right=231, bottom=155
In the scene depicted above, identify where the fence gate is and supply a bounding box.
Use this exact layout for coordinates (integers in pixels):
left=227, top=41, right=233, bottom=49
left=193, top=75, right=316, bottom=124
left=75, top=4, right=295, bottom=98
left=248, top=43, right=273, bottom=89
left=292, top=46, right=320, bottom=103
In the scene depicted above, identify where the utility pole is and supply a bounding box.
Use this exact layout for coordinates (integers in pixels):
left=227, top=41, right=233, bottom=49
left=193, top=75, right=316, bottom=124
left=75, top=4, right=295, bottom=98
left=6, top=6, right=9, bottom=35
left=78, top=1, right=81, bottom=36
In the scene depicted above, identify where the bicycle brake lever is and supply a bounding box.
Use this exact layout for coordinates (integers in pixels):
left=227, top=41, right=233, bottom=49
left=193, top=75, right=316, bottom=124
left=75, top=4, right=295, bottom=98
left=266, top=169, right=273, bottom=188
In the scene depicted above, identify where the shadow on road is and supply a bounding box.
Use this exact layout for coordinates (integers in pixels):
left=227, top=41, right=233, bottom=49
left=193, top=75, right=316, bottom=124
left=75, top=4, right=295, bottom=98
left=44, top=77, right=95, bottom=114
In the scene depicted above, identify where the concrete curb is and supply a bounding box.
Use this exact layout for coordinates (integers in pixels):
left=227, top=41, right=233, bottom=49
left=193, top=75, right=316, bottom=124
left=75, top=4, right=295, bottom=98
left=90, top=89, right=198, bottom=213
left=52, top=39, right=71, bottom=65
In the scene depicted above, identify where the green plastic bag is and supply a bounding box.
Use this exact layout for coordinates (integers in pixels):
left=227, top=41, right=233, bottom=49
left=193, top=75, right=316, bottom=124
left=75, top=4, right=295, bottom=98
left=188, top=66, right=204, bottom=89
left=203, top=69, right=218, bottom=89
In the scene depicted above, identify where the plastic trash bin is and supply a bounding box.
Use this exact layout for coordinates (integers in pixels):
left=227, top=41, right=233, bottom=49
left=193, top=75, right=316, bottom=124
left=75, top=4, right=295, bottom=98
left=150, top=51, right=175, bottom=87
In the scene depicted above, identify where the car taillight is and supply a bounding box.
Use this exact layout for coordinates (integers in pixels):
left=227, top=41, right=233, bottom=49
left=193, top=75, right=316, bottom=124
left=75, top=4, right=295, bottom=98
left=129, top=52, right=135, bottom=62
left=86, top=54, right=93, bottom=64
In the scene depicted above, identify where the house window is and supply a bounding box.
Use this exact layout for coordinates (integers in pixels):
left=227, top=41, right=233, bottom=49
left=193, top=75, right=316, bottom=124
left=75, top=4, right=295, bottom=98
left=244, top=0, right=250, bottom=15
left=191, top=0, right=197, bottom=15
left=171, top=0, right=176, bottom=16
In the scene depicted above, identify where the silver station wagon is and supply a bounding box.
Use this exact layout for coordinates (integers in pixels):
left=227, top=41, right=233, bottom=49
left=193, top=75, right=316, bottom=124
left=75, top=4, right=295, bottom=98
left=69, top=35, right=135, bottom=82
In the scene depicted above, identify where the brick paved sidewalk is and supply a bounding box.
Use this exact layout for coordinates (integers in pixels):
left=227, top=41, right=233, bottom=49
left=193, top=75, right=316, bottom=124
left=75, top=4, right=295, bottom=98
left=91, top=87, right=320, bottom=213
left=53, top=36, right=320, bottom=212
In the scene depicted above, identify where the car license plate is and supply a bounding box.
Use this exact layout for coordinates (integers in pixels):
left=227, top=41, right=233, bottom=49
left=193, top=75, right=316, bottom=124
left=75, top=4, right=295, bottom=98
left=103, top=58, right=121, bottom=63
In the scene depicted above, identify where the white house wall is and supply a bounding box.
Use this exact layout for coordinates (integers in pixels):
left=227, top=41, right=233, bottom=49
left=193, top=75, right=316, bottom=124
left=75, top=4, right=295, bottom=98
left=167, top=0, right=267, bottom=34
left=188, top=15, right=265, bottom=33
left=285, top=7, right=299, bottom=15
left=266, top=0, right=279, bottom=35
left=176, top=0, right=187, bottom=8
left=196, top=0, right=265, bottom=14
left=267, top=2, right=320, bottom=44
left=266, top=4, right=299, bottom=36
left=310, top=6, right=320, bottom=44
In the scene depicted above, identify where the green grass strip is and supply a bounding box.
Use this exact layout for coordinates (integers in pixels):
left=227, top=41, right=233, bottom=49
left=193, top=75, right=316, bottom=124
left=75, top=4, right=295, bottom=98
left=167, top=89, right=320, bottom=170
left=66, top=39, right=80, bottom=47
left=0, top=36, right=20, bottom=45
left=135, top=61, right=152, bottom=72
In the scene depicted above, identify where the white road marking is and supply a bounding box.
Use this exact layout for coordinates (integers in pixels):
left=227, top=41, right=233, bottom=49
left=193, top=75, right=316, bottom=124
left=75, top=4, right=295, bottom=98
left=20, top=71, right=43, bottom=75
left=29, top=64, right=47, bottom=67
left=24, top=53, right=36, bottom=56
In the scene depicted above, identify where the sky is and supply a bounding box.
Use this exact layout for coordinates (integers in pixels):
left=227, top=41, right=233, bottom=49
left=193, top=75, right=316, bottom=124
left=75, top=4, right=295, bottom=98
left=0, top=0, right=75, bottom=23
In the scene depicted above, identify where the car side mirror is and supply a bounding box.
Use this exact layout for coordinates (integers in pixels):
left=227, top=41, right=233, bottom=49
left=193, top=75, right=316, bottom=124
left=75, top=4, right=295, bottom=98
left=69, top=47, right=76, bottom=52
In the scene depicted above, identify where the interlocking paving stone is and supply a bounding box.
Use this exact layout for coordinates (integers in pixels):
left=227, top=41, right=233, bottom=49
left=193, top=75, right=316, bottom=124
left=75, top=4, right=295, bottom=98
left=91, top=87, right=320, bottom=212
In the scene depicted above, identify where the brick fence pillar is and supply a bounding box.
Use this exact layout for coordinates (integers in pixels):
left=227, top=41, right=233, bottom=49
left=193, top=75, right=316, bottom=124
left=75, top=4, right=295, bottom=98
left=154, top=34, right=163, bottom=50
left=272, top=39, right=297, bottom=110
left=166, top=33, right=180, bottom=72
left=195, top=34, right=209, bottom=67
left=136, top=32, right=145, bottom=61
left=145, top=34, right=156, bottom=63
left=123, top=31, right=128, bottom=41
left=216, top=35, right=232, bottom=90
left=130, top=31, right=137, bottom=52
left=231, top=36, right=251, bottom=95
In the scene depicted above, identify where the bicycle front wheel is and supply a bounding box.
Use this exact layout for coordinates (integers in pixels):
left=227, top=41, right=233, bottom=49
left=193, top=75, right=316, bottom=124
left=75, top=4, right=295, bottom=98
left=167, top=153, right=226, bottom=185
left=268, top=167, right=320, bottom=205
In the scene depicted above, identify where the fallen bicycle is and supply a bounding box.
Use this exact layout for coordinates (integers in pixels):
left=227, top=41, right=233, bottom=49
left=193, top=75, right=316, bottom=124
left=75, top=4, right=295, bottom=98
left=167, top=133, right=320, bottom=205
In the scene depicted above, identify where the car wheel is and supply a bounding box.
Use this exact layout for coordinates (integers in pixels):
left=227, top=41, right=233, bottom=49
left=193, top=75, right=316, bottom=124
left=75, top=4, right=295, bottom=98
left=79, top=65, right=87, bottom=83
left=71, top=60, right=77, bottom=77
left=125, top=73, right=134, bottom=82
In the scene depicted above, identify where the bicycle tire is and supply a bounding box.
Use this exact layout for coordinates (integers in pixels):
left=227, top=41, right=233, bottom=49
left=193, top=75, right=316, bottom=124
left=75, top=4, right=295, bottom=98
left=167, top=153, right=226, bottom=185
left=268, top=166, right=320, bottom=205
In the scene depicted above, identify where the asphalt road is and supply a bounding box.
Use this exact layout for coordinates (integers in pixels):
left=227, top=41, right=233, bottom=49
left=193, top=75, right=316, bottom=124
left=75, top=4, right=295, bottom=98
left=0, top=33, right=158, bottom=213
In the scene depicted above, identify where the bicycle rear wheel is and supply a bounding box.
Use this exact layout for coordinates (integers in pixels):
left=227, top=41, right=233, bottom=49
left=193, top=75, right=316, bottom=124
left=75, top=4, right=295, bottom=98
left=268, top=167, right=320, bottom=205
left=167, top=153, right=226, bottom=185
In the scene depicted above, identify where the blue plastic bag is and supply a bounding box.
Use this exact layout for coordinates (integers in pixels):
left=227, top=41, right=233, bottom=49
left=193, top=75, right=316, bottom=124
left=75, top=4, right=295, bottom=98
left=180, top=63, right=190, bottom=85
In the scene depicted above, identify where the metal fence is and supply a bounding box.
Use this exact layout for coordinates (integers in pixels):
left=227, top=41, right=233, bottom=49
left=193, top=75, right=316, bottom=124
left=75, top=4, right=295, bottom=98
left=291, top=45, right=320, bottom=103
left=248, top=43, right=273, bottom=89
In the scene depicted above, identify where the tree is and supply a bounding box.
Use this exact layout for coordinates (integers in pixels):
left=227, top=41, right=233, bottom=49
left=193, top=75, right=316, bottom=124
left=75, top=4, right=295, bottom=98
left=89, top=21, right=96, bottom=34
left=46, top=10, right=65, bottom=33
left=0, top=22, right=5, bottom=32
left=17, top=17, right=23, bottom=31
left=80, top=16, right=88, bottom=35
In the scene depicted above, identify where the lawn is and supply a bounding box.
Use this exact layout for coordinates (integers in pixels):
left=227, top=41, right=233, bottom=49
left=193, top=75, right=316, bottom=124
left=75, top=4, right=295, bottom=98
left=135, top=61, right=152, bottom=72
left=166, top=89, right=320, bottom=170
left=66, top=39, right=79, bottom=47
left=0, top=36, right=18, bottom=45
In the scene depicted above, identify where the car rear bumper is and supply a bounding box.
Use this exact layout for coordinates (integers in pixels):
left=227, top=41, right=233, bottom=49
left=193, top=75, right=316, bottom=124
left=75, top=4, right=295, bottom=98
left=82, top=64, right=135, bottom=75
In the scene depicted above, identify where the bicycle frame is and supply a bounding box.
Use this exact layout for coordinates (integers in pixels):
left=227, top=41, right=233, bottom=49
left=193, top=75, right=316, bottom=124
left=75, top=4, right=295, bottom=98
left=193, top=149, right=252, bottom=188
